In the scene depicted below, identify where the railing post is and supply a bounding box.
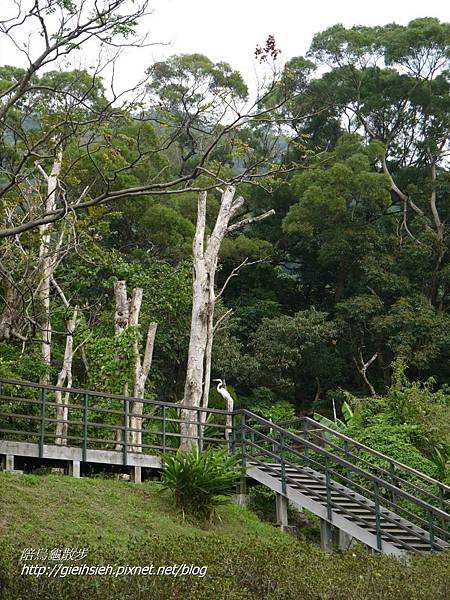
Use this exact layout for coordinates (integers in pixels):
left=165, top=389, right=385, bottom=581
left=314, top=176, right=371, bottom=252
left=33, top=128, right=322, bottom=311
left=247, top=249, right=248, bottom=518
left=389, top=462, right=396, bottom=505
left=438, top=487, right=447, bottom=541
left=162, top=405, right=166, bottom=454
left=230, top=412, right=236, bottom=454
left=82, top=393, right=89, bottom=463
left=123, top=397, right=129, bottom=466
left=269, top=418, right=275, bottom=455
left=374, top=481, right=382, bottom=551
left=250, top=430, right=255, bottom=457
left=240, top=413, right=246, bottom=468
left=325, top=455, right=332, bottom=521
left=428, top=510, right=435, bottom=549
left=344, top=439, right=352, bottom=483
left=343, top=439, right=349, bottom=458
left=272, top=425, right=278, bottom=460
left=302, top=419, right=309, bottom=463
left=39, top=386, right=46, bottom=458
left=197, top=409, right=203, bottom=452
left=438, top=486, right=445, bottom=513
left=280, top=430, right=286, bottom=495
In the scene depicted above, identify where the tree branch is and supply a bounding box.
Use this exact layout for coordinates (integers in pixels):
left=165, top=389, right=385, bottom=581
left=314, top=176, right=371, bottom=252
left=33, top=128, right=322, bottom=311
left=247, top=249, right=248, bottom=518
left=227, top=209, right=275, bottom=233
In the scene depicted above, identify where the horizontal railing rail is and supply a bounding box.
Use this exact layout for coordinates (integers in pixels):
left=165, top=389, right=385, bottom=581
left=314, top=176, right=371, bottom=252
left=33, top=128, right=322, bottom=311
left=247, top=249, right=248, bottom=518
left=1, top=378, right=448, bottom=551
left=241, top=417, right=449, bottom=521
left=245, top=452, right=431, bottom=553
left=303, top=417, right=449, bottom=493
left=279, top=415, right=449, bottom=500
left=0, top=378, right=232, bottom=414
left=0, top=378, right=232, bottom=462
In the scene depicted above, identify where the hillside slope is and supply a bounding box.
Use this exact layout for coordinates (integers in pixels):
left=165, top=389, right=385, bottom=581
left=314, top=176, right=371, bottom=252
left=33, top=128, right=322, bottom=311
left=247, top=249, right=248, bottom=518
left=0, top=472, right=448, bottom=600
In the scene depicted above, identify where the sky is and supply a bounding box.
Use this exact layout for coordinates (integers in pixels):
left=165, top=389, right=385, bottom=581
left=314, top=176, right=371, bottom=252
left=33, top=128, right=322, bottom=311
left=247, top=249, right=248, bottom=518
left=0, top=0, right=448, bottom=94
left=131, top=0, right=449, bottom=87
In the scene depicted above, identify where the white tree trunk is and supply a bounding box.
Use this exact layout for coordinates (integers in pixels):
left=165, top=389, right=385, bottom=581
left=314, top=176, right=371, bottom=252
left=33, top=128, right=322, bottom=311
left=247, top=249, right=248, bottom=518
left=353, top=349, right=378, bottom=397
left=38, top=150, right=62, bottom=383
left=114, top=280, right=130, bottom=336
left=113, top=281, right=157, bottom=452
left=180, top=191, right=211, bottom=449
left=180, top=187, right=274, bottom=450
left=131, top=321, right=157, bottom=452
left=114, top=281, right=129, bottom=450
left=55, top=306, right=78, bottom=445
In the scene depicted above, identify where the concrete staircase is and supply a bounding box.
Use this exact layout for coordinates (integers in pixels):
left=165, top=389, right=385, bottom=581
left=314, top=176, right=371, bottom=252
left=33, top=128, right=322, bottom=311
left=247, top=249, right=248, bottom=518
left=235, top=411, right=449, bottom=555
left=247, top=461, right=449, bottom=555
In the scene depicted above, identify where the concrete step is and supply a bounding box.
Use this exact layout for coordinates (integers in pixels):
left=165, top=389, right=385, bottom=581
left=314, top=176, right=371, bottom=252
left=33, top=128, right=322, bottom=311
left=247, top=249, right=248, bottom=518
left=248, top=461, right=448, bottom=554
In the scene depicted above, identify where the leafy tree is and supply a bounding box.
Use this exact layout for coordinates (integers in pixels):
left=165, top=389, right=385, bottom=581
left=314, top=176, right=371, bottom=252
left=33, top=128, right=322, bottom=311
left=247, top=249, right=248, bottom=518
left=346, top=360, right=450, bottom=482
left=252, top=309, right=341, bottom=412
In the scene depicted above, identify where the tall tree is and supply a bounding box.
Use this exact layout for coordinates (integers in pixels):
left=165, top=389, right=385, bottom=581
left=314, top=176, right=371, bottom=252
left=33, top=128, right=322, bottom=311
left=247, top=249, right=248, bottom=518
left=113, top=281, right=157, bottom=452
left=180, top=186, right=274, bottom=449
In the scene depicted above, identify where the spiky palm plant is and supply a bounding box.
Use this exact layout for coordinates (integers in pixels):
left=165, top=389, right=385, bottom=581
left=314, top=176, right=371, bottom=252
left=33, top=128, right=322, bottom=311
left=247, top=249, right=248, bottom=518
left=160, top=446, right=241, bottom=519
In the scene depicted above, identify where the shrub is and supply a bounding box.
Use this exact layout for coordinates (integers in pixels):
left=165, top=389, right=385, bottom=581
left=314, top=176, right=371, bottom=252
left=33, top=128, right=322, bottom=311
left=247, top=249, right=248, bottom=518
left=248, top=388, right=296, bottom=423
left=1, top=534, right=449, bottom=600
left=160, top=447, right=242, bottom=519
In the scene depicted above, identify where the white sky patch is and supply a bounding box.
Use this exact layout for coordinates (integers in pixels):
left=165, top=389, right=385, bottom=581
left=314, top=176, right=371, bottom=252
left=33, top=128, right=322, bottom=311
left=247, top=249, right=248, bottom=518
left=0, top=0, right=448, bottom=95
left=136, top=0, right=449, bottom=85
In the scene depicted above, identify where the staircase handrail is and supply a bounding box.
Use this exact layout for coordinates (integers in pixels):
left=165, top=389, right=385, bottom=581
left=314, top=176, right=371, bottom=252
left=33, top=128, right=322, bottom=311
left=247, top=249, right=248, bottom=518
left=236, top=409, right=450, bottom=522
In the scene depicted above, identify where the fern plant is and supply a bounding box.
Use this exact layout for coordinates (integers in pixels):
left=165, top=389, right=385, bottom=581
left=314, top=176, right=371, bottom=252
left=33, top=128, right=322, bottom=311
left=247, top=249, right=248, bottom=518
left=160, top=447, right=242, bottom=519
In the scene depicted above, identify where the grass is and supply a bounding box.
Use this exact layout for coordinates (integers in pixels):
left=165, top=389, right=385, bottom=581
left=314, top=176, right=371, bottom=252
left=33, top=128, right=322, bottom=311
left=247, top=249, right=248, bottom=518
left=0, top=471, right=449, bottom=600
left=0, top=472, right=274, bottom=545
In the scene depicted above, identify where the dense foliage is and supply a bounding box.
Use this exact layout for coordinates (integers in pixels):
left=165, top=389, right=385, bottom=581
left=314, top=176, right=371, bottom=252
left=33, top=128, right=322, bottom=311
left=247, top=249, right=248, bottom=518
left=344, top=361, right=450, bottom=482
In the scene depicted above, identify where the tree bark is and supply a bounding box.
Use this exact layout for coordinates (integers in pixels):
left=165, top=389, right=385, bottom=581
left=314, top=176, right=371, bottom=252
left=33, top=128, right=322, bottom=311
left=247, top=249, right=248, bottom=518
left=113, top=281, right=157, bottom=452
left=429, top=160, right=445, bottom=307
left=130, top=287, right=157, bottom=452
left=38, top=150, right=62, bottom=383
left=55, top=306, right=78, bottom=445
left=181, top=191, right=208, bottom=448
left=114, top=280, right=130, bottom=450
left=0, top=278, right=23, bottom=341
left=353, top=349, right=378, bottom=396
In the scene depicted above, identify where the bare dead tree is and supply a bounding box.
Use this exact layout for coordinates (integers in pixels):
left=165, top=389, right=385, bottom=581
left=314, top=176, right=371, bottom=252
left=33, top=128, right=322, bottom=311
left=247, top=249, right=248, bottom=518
left=54, top=305, right=78, bottom=445
left=353, top=349, right=378, bottom=397
left=113, top=281, right=157, bottom=452
left=37, top=149, right=63, bottom=381
left=180, top=187, right=274, bottom=449
left=0, top=148, right=83, bottom=378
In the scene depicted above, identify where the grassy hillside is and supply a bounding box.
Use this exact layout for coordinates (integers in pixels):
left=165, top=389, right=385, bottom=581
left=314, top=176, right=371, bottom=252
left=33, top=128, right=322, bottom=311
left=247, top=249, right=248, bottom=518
left=0, top=472, right=448, bottom=600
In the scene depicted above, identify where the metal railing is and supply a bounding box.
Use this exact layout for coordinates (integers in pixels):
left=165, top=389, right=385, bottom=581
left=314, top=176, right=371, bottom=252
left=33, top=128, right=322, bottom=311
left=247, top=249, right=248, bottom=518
left=0, top=378, right=230, bottom=463
left=277, top=416, right=449, bottom=516
left=235, top=410, right=450, bottom=550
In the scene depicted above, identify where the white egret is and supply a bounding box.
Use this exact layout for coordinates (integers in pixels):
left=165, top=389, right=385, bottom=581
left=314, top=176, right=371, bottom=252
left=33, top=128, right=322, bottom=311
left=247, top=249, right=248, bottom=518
left=212, top=379, right=234, bottom=441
